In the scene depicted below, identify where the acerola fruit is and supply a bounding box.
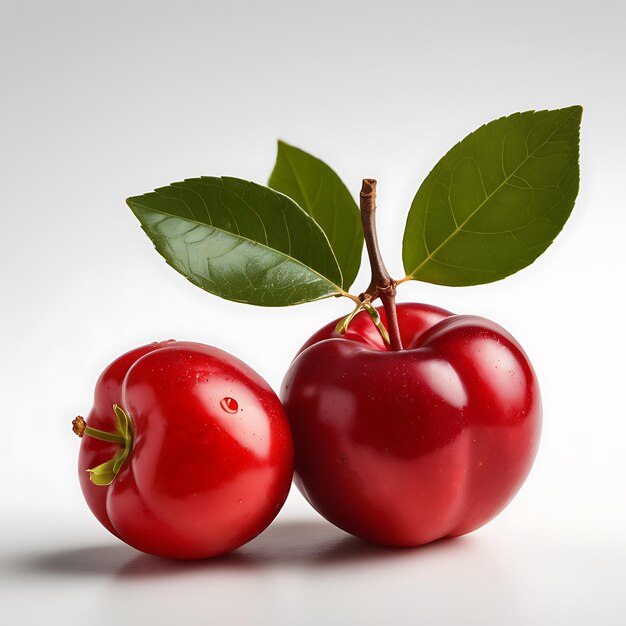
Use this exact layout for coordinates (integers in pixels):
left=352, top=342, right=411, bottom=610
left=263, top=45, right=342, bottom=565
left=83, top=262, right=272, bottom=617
left=74, top=340, right=293, bottom=559
left=281, top=303, right=541, bottom=547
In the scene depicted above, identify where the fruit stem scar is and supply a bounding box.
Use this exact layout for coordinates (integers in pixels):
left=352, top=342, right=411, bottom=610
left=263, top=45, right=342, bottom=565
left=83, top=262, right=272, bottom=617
left=359, top=179, right=403, bottom=351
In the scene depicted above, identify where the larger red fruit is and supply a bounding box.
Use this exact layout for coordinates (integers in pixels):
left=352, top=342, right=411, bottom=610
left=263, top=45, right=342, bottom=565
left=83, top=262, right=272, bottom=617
left=77, top=341, right=293, bottom=559
left=281, top=303, right=541, bottom=546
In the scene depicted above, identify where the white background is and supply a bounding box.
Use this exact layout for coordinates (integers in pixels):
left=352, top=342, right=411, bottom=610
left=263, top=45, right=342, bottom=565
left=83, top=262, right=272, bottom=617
left=2, top=1, right=625, bottom=624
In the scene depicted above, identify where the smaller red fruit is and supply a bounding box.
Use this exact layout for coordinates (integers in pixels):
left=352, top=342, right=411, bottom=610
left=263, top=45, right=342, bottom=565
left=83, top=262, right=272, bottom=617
left=74, top=340, right=293, bottom=559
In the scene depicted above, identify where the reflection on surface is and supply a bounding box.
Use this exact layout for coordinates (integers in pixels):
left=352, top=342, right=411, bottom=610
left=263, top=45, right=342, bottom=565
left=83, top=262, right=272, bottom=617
left=5, top=517, right=527, bottom=626
left=20, top=544, right=137, bottom=577
left=19, top=519, right=466, bottom=578
left=241, top=519, right=463, bottom=567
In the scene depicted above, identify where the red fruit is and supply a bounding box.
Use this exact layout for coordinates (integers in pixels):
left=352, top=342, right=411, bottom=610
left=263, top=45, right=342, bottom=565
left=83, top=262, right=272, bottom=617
left=281, top=302, right=541, bottom=547
left=76, top=341, right=293, bottom=559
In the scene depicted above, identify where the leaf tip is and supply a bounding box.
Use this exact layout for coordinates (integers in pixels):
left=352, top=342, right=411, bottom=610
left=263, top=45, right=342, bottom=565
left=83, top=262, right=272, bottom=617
left=125, top=195, right=140, bottom=211
left=559, top=104, right=583, bottom=123
left=275, top=139, right=297, bottom=160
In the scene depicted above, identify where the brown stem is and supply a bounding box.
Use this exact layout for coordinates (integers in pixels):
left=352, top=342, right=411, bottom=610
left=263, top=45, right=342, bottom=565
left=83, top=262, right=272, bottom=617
left=359, top=179, right=403, bottom=351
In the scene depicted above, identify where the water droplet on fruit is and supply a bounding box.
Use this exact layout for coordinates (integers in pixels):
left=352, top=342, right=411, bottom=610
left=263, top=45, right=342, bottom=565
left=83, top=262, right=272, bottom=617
left=220, top=397, right=238, bottom=413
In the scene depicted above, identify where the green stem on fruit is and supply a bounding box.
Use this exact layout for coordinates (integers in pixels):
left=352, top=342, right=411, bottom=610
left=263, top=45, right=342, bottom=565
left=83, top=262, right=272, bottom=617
left=72, top=406, right=133, bottom=486
left=359, top=179, right=403, bottom=351
left=363, top=302, right=390, bottom=346
left=72, top=416, right=126, bottom=446
left=335, top=302, right=364, bottom=335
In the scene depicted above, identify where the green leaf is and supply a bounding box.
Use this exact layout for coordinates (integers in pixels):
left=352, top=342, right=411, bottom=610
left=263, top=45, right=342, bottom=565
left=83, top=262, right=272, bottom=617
left=269, top=141, right=363, bottom=289
left=403, top=106, right=582, bottom=286
left=127, top=177, right=343, bottom=306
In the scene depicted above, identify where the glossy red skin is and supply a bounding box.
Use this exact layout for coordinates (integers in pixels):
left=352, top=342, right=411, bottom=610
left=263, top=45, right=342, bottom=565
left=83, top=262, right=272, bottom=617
left=281, top=303, right=541, bottom=547
left=79, top=341, right=293, bottom=559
